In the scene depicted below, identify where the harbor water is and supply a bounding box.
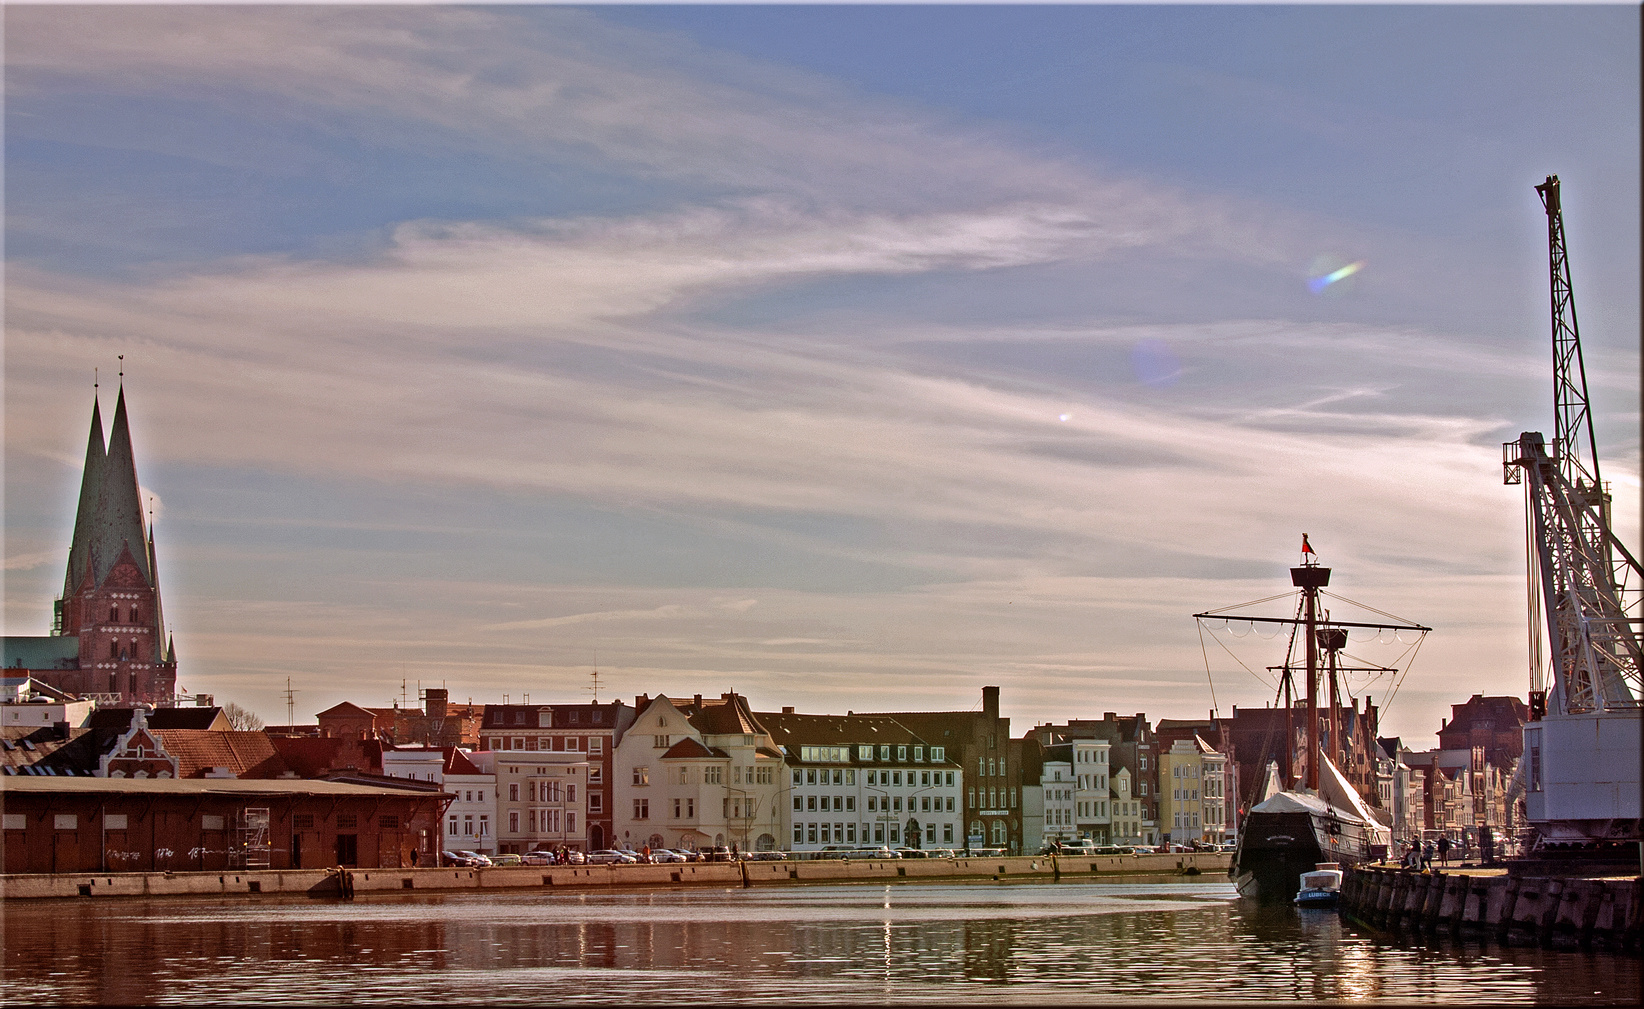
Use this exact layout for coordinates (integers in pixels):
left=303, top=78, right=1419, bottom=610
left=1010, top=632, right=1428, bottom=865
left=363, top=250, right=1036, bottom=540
left=3, top=880, right=1637, bottom=1004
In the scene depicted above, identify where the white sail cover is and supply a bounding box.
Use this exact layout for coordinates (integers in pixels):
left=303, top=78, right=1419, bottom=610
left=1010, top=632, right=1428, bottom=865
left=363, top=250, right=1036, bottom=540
left=1247, top=756, right=1392, bottom=846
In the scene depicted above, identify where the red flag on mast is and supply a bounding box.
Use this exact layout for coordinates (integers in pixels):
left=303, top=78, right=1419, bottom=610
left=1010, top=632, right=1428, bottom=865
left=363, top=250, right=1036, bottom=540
left=1301, top=534, right=1315, bottom=556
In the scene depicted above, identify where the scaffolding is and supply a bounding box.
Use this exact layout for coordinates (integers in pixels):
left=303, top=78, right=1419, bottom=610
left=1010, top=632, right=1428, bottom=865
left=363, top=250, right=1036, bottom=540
left=231, top=807, right=272, bottom=869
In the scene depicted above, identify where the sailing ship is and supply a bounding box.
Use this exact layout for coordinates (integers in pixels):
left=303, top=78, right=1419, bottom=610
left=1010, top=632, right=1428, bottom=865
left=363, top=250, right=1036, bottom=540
left=1196, top=537, right=1423, bottom=901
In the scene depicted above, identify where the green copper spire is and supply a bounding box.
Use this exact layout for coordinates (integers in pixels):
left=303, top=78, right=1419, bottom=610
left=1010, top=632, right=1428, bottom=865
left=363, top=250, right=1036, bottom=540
left=63, top=393, right=106, bottom=598
left=89, top=385, right=151, bottom=587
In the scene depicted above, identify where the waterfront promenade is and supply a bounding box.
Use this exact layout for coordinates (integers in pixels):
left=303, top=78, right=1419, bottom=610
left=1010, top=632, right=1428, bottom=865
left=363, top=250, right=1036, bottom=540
left=1, top=850, right=1226, bottom=901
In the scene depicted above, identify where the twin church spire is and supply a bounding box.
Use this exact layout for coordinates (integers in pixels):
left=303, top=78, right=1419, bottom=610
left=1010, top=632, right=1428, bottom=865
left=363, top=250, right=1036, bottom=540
left=64, top=380, right=154, bottom=600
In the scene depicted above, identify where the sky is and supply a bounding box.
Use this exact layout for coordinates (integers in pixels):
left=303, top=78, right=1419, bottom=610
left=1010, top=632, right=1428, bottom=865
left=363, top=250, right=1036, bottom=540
left=4, top=2, right=1639, bottom=749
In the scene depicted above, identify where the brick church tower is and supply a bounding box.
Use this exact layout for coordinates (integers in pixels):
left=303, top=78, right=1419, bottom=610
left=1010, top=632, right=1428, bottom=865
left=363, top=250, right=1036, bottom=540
left=19, top=383, right=178, bottom=704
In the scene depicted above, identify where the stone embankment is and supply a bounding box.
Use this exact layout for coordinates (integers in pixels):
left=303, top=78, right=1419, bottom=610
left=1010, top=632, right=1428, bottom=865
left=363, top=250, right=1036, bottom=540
left=0, top=851, right=1227, bottom=901
left=1341, top=865, right=1642, bottom=952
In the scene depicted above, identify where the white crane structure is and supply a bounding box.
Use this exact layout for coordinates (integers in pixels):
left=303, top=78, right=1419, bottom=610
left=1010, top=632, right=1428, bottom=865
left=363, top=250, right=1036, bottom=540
left=1502, top=175, right=1641, bottom=847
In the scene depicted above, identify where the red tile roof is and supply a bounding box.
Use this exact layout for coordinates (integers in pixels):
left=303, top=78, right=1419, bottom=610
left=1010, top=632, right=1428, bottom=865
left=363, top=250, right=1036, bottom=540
left=150, top=730, right=290, bottom=779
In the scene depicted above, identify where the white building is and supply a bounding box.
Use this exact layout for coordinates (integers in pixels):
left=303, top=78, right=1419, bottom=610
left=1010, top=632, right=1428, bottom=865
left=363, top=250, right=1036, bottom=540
left=612, top=693, right=786, bottom=853
left=381, top=746, right=499, bottom=856
left=758, top=709, right=963, bottom=851
left=1072, top=738, right=1113, bottom=843
left=1033, top=746, right=1076, bottom=848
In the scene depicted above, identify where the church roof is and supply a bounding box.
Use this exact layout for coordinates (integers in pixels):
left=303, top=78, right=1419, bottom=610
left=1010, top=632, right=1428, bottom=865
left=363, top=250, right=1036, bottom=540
left=2, top=636, right=82, bottom=671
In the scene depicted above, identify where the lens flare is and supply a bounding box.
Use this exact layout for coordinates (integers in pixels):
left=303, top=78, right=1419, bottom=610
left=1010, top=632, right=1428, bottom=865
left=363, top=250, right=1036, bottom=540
left=1058, top=413, right=1072, bottom=422
left=1308, top=259, right=1365, bottom=294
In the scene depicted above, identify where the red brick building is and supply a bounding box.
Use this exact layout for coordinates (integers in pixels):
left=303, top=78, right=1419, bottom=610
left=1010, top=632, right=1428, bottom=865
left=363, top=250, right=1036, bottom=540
left=1, top=776, right=449, bottom=873
left=5, top=388, right=179, bottom=704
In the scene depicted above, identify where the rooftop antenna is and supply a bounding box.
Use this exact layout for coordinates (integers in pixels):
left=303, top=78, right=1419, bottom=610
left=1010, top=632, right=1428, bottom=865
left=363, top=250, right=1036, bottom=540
left=94, top=367, right=98, bottom=393
left=118, top=355, right=124, bottom=384
left=283, top=676, right=296, bottom=728
left=590, top=650, right=602, bottom=704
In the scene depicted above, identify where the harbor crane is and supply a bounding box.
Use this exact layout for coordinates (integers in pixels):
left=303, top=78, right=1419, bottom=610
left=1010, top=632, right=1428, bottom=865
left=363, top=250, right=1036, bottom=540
left=1502, top=175, right=1642, bottom=847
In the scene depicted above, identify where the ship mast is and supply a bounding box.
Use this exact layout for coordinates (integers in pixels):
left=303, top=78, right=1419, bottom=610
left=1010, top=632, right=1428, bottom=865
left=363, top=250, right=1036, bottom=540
left=1293, top=556, right=1329, bottom=792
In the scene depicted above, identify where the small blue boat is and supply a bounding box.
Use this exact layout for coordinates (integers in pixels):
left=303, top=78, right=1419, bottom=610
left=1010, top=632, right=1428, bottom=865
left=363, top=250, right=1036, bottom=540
left=1292, top=862, right=1343, bottom=908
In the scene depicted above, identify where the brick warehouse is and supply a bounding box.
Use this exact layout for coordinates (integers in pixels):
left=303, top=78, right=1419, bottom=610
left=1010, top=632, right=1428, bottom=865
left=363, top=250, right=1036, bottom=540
left=0, top=777, right=449, bottom=874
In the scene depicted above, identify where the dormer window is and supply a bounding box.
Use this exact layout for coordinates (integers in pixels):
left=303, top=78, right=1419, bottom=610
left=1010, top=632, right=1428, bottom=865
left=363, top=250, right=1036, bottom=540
left=913, top=745, right=924, bottom=762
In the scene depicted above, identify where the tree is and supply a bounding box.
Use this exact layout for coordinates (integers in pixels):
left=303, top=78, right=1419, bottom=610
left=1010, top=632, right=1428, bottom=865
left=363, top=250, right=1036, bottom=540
left=223, top=702, right=264, bottom=731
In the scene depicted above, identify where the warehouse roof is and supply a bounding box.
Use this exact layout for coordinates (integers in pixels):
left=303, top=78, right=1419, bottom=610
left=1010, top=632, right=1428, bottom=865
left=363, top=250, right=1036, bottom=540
left=0, top=776, right=450, bottom=798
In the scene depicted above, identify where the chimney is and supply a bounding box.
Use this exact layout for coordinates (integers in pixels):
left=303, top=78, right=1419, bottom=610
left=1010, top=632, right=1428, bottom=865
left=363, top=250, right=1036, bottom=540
left=782, top=706, right=795, bottom=714
left=694, top=694, right=703, bottom=708
left=982, top=686, right=999, bottom=721
left=635, top=694, right=649, bottom=709
left=425, top=687, right=448, bottom=719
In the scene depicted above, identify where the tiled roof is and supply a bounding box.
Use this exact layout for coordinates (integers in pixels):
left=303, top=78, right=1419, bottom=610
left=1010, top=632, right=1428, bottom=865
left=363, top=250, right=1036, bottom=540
left=89, top=707, right=228, bottom=731
left=150, top=730, right=290, bottom=778
left=269, top=735, right=384, bottom=777
left=0, top=726, right=101, bottom=772
left=756, top=711, right=926, bottom=748
left=661, top=737, right=719, bottom=759
left=684, top=694, right=765, bottom=736
left=444, top=748, right=483, bottom=776
left=316, top=701, right=377, bottom=718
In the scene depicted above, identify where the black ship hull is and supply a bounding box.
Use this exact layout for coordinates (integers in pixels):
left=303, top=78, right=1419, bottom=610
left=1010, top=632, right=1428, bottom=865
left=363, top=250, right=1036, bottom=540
left=1230, top=808, right=1378, bottom=902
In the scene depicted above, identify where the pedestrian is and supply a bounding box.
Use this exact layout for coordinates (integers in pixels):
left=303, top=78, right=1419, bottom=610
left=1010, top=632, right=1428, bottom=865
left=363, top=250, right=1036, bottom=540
left=1421, top=839, right=1435, bottom=870
left=1437, top=834, right=1451, bottom=865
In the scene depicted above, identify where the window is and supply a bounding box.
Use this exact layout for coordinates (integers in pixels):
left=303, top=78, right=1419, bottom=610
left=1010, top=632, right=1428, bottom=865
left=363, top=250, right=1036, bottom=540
left=921, top=797, right=930, bottom=812
left=589, top=794, right=603, bottom=813
left=794, top=796, right=803, bottom=811
left=705, top=767, right=722, bottom=784
left=992, top=820, right=1006, bottom=845
left=858, top=745, right=873, bottom=760
left=594, top=710, right=604, bottom=723
left=946, top=797, right=955, bottom=812
left=807, top=796, right=817, bottom=811
left=847, top=823, right=857, bottom=843
left=293, top=814, right=315, bottom=830
left=756, top=766, right=774, bottom=785
left=510, top=811, right=520, bottom=832
left=892, top=797, right=902, bottom=813
left=634, top=799, right=649, bottom=819
left=921, top=771, right=930, bottom=787
left=845, top=796, right=855, bottom=812
left=867, top=770, right=878, bottom=785
left=867, top=796, right=877, bottom=812
left=567, top=812, right=576, bottom=833
left=686, top=799, right=694, bottom=817
left=913, top=746, right=924, bottom=761
left=568, top=784, right=577, bottom=802
left=676, top=768, right=690, bottom=785
left=588, top=767, right=601, bottom=783
left=590, top=737, right=602, bottom=754
left=655, top=735, right=670, bottom=748
left=478, top=816, right=488, bottom=835
left=931, top=746, right=945, bottom=762
left=968, top=788, right=976, bottom=807
left=794, top=823, right=804, bottom=843
left=793, top=769, right=804, bottom=785
left=510, top=783, right=520, bottom=801
left=897, top=745, right=907, bottom=761
left=806, top=768, right=817, bottom=785
left=943, top=823, right=954, bottom=843
left=673, top=798, right=682, bottom=818
left=892, top=771, right=902, bottom=786
left=832, top=768, right=843, bottom=785
left=449, top=817, right=459, bottom=836
left=633, top=767, right=649, bottom=786
left=946, top=771, right=955, bottom=787
left=879, top=745, right=890, bottom=760
left=658, top=716, right=668, bottom=727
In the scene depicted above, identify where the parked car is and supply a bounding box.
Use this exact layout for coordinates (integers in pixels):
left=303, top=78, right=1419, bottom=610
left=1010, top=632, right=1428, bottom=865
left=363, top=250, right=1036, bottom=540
left=587, top=849, right=638, bottom=865
left=665, top=849, right=703, bottom=863
left=893, top=848, right=930, bottom=859
left=565, top=848, right=587, bottom=864
left=520, top=850, right=555, bottom=866
left=649, top=849, right=687, bottom=863
left=925, top=849, right=958, bottom=859
left=455, top=850, right=493, bottom=867
left=489, top=852, right=524, bottom=866
left=442, top=851, right=478, bottom=867
left=741, top=850, right=787, bottom=861
left=703, top=846, right=735, bottom=862
left=617, top=849, right=651, bottom=863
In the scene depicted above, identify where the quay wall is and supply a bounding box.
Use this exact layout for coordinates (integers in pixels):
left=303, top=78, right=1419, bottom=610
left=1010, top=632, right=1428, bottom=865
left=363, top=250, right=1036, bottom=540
left=1341, top=864, right=1642, bottom=953
left=0, top=852, right=1226, bottom=902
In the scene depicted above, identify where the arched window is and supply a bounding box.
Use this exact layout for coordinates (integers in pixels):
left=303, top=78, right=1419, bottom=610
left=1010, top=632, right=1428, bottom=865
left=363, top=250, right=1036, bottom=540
left=110, top=605, right=119, bottom=622
left=109, top=640, right=119, bottom=659
left=991, top=820, right=1006, bottom=845
left=130, top=606, right=141, bottom=623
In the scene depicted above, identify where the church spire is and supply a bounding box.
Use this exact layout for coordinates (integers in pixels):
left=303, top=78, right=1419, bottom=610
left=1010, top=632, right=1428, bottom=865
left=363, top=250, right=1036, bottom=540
left=63, top=388, right=107, bottom=599
left=90, top=382, right=152, bottom=587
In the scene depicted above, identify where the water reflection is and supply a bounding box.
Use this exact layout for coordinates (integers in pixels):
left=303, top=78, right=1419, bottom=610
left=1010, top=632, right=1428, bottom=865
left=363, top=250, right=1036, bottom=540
left=4, top=881, right=1635, bottom=1004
